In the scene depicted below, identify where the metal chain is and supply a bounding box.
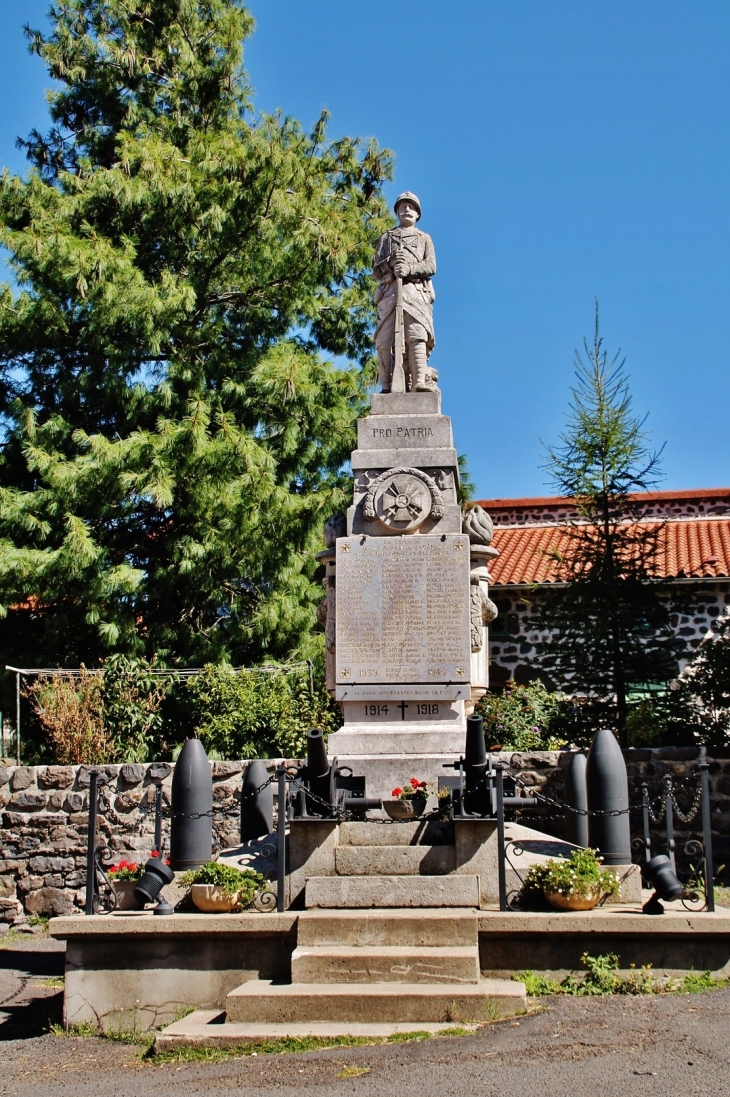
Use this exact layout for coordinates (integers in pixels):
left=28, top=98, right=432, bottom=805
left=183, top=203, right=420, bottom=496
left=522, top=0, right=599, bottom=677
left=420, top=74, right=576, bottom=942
left=512, top=773, right=632, bottom=817
left=288, top=775, right=350, bottom=821
left=647, top=796, right=666, bottom=824
left=240, top=773, right=276, bottom=801
left=671, top=784, right=703, bottom=824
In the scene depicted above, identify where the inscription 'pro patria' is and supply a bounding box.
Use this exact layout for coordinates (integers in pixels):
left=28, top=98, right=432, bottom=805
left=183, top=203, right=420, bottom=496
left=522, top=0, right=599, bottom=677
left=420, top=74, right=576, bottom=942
left=335, top=534, right=471, bottom=684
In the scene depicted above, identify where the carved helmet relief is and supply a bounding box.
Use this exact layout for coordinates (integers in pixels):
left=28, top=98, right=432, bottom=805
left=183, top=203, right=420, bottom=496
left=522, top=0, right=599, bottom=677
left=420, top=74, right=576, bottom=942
left=363, top=466, right=444, bottom=532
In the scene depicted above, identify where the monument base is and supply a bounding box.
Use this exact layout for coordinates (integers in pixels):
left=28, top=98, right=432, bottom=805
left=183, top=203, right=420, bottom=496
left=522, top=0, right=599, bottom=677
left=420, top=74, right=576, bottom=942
left=327, top=722, right=465, bottom=799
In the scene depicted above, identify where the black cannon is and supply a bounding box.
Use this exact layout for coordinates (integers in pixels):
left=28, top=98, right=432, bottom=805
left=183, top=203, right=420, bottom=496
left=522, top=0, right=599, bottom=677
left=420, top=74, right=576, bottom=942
left=440, top=714, right=538, bottom=819
left=291, top=728, right=381, bottom=820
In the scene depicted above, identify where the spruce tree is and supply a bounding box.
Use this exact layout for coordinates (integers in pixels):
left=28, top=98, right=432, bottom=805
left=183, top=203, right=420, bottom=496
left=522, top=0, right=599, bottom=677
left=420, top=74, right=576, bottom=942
left=536, top=305, right=679, bottom=736
left=0, top=0, right=393, bottom=667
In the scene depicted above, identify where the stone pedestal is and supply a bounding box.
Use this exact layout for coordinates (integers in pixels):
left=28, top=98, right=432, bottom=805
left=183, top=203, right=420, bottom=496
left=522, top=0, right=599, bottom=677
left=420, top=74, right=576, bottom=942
left=322, top=389, right=497, bottom=797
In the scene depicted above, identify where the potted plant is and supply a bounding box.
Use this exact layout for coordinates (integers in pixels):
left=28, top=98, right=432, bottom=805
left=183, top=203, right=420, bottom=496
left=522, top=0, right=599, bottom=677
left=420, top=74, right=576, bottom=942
left=179, top=861, right=267, bottom=912
left=522, top=848, right=620, bottom=911
left=383, top=778, right=430, bottom=820
left=107, top=859, right=144, bottom=910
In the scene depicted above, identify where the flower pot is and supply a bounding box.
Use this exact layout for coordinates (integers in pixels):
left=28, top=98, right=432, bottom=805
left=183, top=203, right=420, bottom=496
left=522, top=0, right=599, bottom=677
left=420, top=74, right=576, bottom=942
left=383, top=797, right=427, bottom=821
left=544, top=886, right=603, bottom=912
left=191, top=884, right=240, bottom=913
left=111, top=880, right=142, bottom=911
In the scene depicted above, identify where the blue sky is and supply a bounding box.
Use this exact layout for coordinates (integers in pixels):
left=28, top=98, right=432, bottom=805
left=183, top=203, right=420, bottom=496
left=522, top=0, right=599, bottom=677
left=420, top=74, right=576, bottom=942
left=1, top=1, right=729, bottom=499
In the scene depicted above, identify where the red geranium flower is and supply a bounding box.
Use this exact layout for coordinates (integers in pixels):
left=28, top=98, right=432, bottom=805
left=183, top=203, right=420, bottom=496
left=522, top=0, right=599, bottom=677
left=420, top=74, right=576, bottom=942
left=410, top=778, right=420, bottom=789
left=391, top=787, right=402, bottom=797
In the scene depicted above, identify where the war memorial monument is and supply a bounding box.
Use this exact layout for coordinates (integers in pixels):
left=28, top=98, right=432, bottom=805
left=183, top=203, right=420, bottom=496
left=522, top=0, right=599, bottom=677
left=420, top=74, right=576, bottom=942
left=321, top=191, right=498, bottom=795
left=44, top=191, right=729, bottom=1045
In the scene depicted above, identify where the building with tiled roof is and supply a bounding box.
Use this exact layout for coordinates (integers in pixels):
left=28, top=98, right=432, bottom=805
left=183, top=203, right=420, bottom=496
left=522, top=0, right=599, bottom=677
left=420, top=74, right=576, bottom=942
left=475, top=489, right=730, bottom=689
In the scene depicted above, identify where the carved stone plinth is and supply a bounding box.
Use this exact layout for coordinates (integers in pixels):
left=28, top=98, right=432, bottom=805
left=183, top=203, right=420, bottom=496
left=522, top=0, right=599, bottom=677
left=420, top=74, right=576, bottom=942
left=319, top=389, right=499, bottom=796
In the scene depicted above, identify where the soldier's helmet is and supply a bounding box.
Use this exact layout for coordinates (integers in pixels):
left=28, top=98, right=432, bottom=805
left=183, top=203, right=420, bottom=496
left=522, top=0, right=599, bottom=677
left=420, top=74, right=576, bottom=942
left=393, top=191, right=421, bottom=220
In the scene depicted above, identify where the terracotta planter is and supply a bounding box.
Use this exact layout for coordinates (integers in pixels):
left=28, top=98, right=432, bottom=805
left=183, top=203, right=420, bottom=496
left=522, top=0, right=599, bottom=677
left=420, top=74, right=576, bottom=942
left=544, top=886, right=603, bottom=912
left=191, top=884, right=240, bottom=913
left=111, top=880, right=142, bottom=911
left=383, top=797, right=427, bottom=821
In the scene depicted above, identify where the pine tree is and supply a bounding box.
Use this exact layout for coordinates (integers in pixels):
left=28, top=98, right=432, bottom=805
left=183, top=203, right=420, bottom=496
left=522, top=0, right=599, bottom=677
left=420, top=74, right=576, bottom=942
left=0, top=0, right=393, bottom=667
left=535, top=305, right=679, bottom=736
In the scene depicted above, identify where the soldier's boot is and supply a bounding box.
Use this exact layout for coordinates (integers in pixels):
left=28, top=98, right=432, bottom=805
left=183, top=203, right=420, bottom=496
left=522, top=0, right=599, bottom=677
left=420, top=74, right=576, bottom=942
left=377, top=348, right=392, bottom=393
left=410, top=341, right=429, bottom=391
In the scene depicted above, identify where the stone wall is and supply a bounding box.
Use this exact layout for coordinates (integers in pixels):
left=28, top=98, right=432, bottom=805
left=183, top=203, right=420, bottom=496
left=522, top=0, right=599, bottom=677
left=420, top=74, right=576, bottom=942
left=481, top=492, right=730, bottom=527
left=488, top=581, right=730, bottom=685
left=0, top=759, right=282, bottom=924
left=1, top=747, right=728, bottom=921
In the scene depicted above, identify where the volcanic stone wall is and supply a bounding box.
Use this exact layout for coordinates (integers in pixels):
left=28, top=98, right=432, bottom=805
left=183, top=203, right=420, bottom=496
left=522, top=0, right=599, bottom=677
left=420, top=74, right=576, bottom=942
left=1, top=747, right=728, bottom=920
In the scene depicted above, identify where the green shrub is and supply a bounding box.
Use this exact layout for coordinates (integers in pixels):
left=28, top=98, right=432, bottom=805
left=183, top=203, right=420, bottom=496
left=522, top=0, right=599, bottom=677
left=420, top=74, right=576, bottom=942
left=475, top=681, right=570, bottom=751
left=185, top=663, right=340, bottom=760
left=101, top=655, right=170, bottom=763
left=178, top=862, right=266, bottom=905
left=523, top=848, right=620, bottom=901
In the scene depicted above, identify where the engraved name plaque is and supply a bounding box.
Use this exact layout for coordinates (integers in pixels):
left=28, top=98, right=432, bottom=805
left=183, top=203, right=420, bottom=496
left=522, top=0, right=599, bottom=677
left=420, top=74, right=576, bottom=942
left=335, top=534, right=471, bottom=685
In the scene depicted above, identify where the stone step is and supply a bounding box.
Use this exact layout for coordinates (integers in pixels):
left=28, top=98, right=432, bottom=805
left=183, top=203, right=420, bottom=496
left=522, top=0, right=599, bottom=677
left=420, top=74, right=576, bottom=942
left=291, top=945, right=480, bottom=984
left=297, top=908, right=478, bottom=948
left=155, top=1011, right=481, bottom=1051
left=305, top=874, right=479, bottom=909
left=335, top=845, right=455, bottom=876
left=226, top=979, right=526, bottom=1024
left=339, top=821, right=454, bottom=847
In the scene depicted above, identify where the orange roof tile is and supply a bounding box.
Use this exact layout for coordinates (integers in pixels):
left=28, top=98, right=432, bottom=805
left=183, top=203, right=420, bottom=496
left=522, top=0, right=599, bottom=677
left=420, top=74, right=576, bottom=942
left=477, top=488, right=730, bottom=510
left=489, top=518, right=730, bottom=586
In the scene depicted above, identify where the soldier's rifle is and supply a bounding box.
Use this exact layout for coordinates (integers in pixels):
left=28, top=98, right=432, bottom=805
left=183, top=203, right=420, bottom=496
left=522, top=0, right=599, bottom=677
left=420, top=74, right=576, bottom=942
left=392, top=270, right=406, bottom=393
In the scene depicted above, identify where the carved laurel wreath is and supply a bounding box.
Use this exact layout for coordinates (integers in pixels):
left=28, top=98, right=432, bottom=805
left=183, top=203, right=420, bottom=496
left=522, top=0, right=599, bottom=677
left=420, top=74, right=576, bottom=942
left=363, top=466, right=445, bottom=523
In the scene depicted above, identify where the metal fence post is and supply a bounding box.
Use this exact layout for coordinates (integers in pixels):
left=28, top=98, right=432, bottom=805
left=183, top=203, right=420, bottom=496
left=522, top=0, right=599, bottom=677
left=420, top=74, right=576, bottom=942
left=15, top=671, right=20, bottom=766
left=699, top=747, right=715, bottom=913
left=276, top=767, right=287, bottom=913
left=664, top=775, right=676, bottom=872
left=154, top=784, right=163, bottom=853
left=495, top=764, right=507, bottom=912
left=641, top=782, right=652, bottom=861
left=85, top=772, right=99, bottom=915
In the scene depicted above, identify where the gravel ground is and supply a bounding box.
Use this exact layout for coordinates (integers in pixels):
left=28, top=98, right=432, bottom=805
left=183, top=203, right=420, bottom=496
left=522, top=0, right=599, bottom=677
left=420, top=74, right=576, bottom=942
left=2, top=940, right=730, bottom=1097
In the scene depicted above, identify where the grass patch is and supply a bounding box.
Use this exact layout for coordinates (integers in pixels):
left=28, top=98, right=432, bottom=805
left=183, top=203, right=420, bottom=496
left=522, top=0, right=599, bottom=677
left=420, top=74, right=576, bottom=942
left=49, top=1021, right=99, bottom=1038
left=49, top=1020, right=155, bottom=1052
left=516, top=953, right=730, bottom=997
left=148, top=1028, right=473, bottom=1065
left=714, top=886, right=730, bottom=908
left=0, top=928, right=28, bottom=948
left=337, top=1065, right=371, bottom=1079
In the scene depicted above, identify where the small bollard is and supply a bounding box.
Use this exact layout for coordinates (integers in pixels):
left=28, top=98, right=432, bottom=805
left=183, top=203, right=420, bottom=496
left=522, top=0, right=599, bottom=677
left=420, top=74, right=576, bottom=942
left=586, top=728, right=631, bottom=865
left=564, top=752, right=589, bottom=848
left=241, top=759, right=274, bottom=841
left=169, top=734, right=213, bottom=871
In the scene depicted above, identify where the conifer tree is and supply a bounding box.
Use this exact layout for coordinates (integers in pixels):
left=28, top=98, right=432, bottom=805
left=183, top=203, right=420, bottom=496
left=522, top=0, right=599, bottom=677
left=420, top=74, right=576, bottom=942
left=0, top=0, right=393, bottom=666
left=536, top=306, right=679, bottom=735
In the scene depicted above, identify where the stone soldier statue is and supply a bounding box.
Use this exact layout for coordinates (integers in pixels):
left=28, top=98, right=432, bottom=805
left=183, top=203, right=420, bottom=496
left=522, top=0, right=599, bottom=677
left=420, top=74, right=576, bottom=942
left=373, top=192, right=436, bottom=393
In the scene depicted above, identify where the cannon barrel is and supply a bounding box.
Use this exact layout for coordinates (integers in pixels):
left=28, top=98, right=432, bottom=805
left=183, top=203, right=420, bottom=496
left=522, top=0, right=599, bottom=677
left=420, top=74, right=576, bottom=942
left=503, top=795, right=538, bottom=808
left=306, top=727, right=333, bottom=810
left=342, top=796, right=382, bottom=812
left=464, top=713, right=488, bottom=791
